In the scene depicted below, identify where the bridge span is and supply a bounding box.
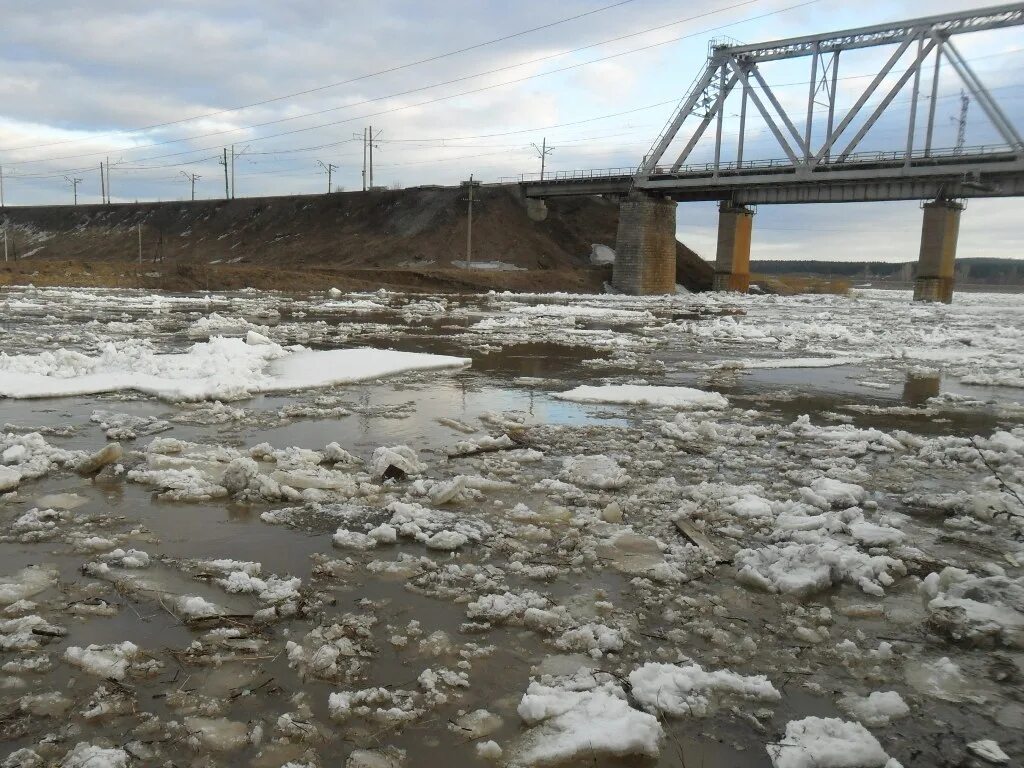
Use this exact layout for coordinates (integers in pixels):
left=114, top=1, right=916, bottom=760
left=518, top=4, right=1024, bottom=302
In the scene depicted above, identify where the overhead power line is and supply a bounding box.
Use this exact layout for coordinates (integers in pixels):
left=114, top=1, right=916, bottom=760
left=3, top=0, right=814, bottom=167
left=0, top=0, right=641, bottom=153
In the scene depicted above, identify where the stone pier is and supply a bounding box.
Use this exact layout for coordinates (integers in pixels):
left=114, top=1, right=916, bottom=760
left=612, top=192, right=677, bottom=295
left=914, top=199, right=962, bottom=303
left=712, top=202, right=754, bottom=292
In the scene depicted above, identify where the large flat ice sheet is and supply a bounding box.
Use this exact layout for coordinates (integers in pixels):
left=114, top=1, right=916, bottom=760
left=553, top=384, right=728, bottom=409
left=0, top=338, right=470, bottom=401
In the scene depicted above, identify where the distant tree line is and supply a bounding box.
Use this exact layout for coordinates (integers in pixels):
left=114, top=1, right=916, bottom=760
left=750, top=258, right=1024, bottom=284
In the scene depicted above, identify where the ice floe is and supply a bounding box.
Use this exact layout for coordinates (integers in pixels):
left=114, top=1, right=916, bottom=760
left=0, top=338, right=469, bottom=401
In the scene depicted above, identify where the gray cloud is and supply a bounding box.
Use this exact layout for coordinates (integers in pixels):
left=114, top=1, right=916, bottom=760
left=0, top=0, right=1019, bottom=262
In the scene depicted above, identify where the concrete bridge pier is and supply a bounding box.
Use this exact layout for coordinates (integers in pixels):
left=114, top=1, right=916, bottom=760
left=914, top=199, right=962, bottom=303
left=712, top=202, right=755, bottom=292
left=612, top=192, right=677, bottom=295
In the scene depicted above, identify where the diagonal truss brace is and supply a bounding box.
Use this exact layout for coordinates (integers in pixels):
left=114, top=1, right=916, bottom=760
left=668, top=69, right=739, bottom=171
left=637, top=3, right=1024, bottom=181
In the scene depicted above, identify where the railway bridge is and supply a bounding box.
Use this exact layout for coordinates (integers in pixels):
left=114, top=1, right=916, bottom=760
left=519, top=4, right=1024, bottom=301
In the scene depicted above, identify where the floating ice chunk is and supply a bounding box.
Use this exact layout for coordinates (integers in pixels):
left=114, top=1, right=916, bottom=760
left=0, top=339, right=470, bottom=401
left=386, top=500, right=491, bottom=546
left=271, top=348, right=470, bottom=394
left=448, top=434, right=515, bottom=457
left=245, top=330, right=273, bottom=346
left=806, top=477, right=867, bottom=509
left=427, top=475, right=469, bottom=505
left=451, top=708, right=504, bottom=739
left=0, top=615, right=66, bottom=650
left=2, top=445, right=28, bottom=464
left=838, top=691, right=909, bottom=727
left=184, top=716, right=250, bottom=752
left=60, top=743, right=129, bottom=768
left=508, top=303, right=655, bottom=322
left=220, top=457, right=260, bottom=494
left=554, top=384, right=728, bottom=410
left=735, top=540, right=905, bottom=598
left=371, top=445, right=426, bottom=479
left=99, top=548, right=149, bottom=569
left=967, top=740, right=1009, bottom=765
left=767, top=717, right=893, bottom=768
left=922, top=568, right=1024, bottom=647
left=333, top=529, right=378, bottom=550
left=728, top=494, right=774, bottom=519
left=629, top=662, right=780, bottom=717
left=126, top=466, right=228, bottom=501
left=554, top=623, right=624, bottom=657
left=787, top=415, right=904, bottom=454
left=345, top=748, right=407, bottom=768
left=476, top=740, right=503, bottom=760
left=561, top=455, right=629, bottom=490
left=849, top=522, right=905, bottom=547
left=90, top=409, right=171, bottom=440
left=424, top=530, right=469, bottom=550
left=0, top=465, right=21, bottom=491
left=217, top=571, right=301, bottom=604
left=63, top=641, right=140, bottom=680
left=0, top=566, right=58, bottom=606
left=75, top=443, right=123, bottom=475
left=325, top=442, right=360, bottom=464
left=467, top=591, right=549, bottom=624
left=188, top=313, right=267, bottom=338
left=368, top=524, right=397, bottom=544
left=319, top=298, right=389, bottom=313
left=175, top=595, right=225, bottom=620
left=904, top=656, right=978, bottom=702
left=514, top=674, right=663, bottom=765
left=327, top=687, right=421, bottom=724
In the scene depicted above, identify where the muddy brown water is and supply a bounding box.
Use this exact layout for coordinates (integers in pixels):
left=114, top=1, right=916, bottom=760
left=1, top=289, right=1023, bottom=766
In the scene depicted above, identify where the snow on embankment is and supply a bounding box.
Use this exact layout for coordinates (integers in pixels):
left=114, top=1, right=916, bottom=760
left=0, top=337, right=469, bottom=401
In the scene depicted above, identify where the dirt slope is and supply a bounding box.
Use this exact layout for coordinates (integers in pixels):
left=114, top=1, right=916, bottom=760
left=0, top=185, right=712, bottom=292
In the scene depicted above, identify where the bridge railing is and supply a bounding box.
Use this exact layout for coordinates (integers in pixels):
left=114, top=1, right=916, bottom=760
left=499, top=167, right=640, bottom=184
left=502, top=143, right=1016, bottom=185
left=665, top=143, right=1015, bottom=176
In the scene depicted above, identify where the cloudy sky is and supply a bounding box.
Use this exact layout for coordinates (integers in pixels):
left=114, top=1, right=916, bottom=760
left=1, top=0, right=1020, bottom=262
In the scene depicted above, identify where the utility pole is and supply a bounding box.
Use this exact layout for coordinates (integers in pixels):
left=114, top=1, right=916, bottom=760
left=65, top=176, right=82, bottom=205
left=952, top=90, right=969, bottom=155
left=357, top=128, right=367, bottom=191
left=316, top=160, right=337, bottom=193
left=368, top=126, right=382, bottom=189
left=219, top=149, right=229, bottom=199
left=137, top=223, right=142, bottom=264
left=180, top=171, right=200, bottom=201
left=461, top=175, right=480, bottom=269
left=531, top=138, right=554, bottom=180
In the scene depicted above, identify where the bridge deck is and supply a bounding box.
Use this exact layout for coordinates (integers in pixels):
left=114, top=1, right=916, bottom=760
left=519, top=146, right=1024, bottom=204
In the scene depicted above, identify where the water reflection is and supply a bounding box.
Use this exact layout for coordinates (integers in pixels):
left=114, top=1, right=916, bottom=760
left=902, top=371, right=942, bottom=405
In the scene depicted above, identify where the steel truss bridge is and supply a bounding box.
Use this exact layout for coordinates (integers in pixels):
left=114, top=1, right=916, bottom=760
left=520, top=4, right=1024, bottom=204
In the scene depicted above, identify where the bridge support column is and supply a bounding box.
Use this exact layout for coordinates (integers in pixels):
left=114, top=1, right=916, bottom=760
left=712, top=203, right=754, bottom=292
left=612, top=192, right=676, bottom=295
left=914, top=200, right=962, bottom=303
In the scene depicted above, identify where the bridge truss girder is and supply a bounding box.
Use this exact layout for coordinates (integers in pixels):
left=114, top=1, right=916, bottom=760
left=637, top=3, right=1024, bottom=185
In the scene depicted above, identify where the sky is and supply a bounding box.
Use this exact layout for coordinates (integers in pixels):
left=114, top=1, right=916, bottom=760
left=0, top=0, right=1021, bottom=262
